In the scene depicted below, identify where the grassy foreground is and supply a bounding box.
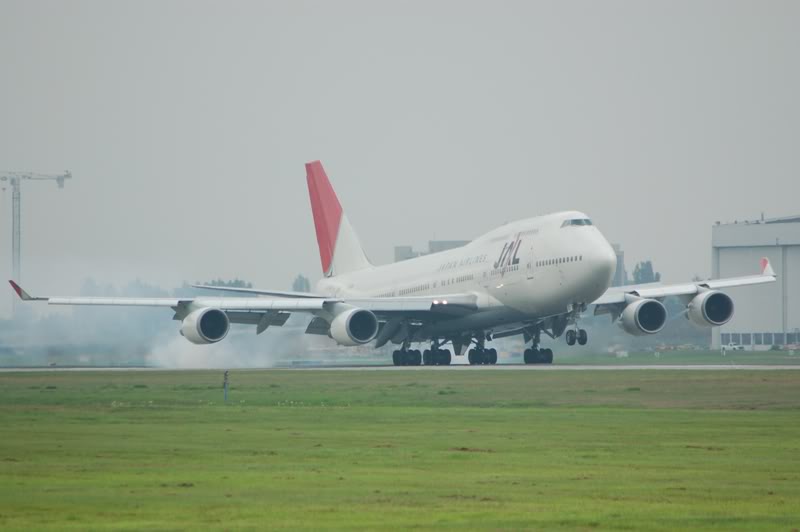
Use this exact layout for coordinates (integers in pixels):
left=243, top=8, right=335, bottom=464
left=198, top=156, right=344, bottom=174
left=1, top=369, right=799, bottom=530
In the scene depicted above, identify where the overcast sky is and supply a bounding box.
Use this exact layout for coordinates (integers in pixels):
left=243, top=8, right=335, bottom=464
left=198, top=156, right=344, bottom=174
left=1, top=0, right=798, bottom=316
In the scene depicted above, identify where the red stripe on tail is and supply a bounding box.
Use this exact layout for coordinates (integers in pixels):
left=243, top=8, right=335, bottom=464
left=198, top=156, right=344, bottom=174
left=306, top=161, right=343, bottom=275
left=9, top=280, right=23, bottom=298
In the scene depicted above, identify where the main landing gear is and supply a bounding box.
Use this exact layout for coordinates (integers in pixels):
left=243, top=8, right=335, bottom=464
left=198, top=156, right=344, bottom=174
left=468, top=347, right=498, bottom=365
left=392, top=346, right=452, bottom=366
left=523, top=347, right=553, bottom=364
left=523, top=328, right=553, bottom=364
left=565, top=328, right=588, bottom=346
left=423, top=348, right=452, bottom=366
left=392, top=349, right=421, bottom=366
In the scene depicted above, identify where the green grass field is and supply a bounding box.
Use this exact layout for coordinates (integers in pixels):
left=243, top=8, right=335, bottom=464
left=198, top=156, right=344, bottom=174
left=1, top=369, right=799, bottom=530
left=552, top=349, right=800, bottom=366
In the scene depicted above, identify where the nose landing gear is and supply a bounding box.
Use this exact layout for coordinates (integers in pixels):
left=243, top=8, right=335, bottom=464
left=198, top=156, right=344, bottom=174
left=565, top=328, right=588, bottom=346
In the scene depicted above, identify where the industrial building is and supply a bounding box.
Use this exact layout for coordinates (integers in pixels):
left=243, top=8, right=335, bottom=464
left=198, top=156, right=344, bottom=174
left=712, top=214, right=800, bottom=349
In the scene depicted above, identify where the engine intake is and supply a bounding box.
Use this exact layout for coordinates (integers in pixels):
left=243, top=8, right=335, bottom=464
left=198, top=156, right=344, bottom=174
left=688, top=290, right=734, bottom=327
left=329, top=307, right=379, bottom=346
left=620, top=298, right=667, bottom=336
left=180, top=308, right=230, bottom=344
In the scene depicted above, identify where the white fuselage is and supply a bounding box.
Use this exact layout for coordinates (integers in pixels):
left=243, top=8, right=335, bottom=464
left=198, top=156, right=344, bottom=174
left=317, top=211, right=617, bottom=334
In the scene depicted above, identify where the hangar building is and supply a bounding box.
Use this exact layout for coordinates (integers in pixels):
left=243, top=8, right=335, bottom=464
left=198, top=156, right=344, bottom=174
left=711, top=215, right=800, bottom=349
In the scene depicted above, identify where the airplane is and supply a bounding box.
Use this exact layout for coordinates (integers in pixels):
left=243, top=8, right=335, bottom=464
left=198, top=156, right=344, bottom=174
left=9, top=161, right=776, bottom=366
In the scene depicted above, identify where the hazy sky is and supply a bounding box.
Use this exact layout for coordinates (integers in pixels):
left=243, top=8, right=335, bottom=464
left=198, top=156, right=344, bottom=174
left=1, top=0, right=798, bottom=316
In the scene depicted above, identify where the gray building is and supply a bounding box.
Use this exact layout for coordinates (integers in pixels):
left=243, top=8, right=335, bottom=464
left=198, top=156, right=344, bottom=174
left=611, top=243, right=628, bottom=287
left=711, top=215, right=800, bottom=349
left=394, top=240, right=470, bottom=262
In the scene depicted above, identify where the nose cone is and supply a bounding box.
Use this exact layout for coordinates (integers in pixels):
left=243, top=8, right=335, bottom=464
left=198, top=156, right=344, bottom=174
left=599, top=242, right=617, bottom=286
left=588, top=236, right=617, bottom=289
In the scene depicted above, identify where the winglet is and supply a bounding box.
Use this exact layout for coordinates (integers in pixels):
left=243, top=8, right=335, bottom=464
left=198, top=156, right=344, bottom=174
left=9, top=280, right=31, bottom=300
left=760, top=258, right=775, bottom=277
left=8, top=281, right=46, bottom=301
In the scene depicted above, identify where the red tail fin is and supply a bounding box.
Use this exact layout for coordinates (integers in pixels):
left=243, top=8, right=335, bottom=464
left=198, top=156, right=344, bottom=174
left=306, top=161, right=343, bottom=276
left=305, top=161, right=372, bottom=277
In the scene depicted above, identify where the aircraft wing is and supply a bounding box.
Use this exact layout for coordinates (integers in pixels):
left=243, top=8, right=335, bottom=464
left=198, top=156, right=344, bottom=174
left=592, top=258, right=776, bottom=308
left=9, top=280, right=478, bottom=331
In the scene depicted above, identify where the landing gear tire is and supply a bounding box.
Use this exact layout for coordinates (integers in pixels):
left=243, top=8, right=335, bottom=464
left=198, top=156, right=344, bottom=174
left=577, top=329, right=588, bottom=346
left=469, top=348, right=497, bottom=365
left=437, top=349, right=452, bottom=366
left=524, top=348, right=553, bottom=364
left=393, top=349, right=422, bottom=366
left=566, top=329, right=576, bottom=346
left=423, top=349, right=433, bottom=366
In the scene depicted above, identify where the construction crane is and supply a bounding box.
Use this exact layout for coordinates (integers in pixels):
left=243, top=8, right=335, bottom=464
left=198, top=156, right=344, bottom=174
left=1, top=171, right=72, bottom=288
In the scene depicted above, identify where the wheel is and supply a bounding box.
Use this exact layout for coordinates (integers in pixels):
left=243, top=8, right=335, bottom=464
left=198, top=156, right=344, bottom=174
left=543, top=348, right=553, bottom=364
left=437, top=349, right=452, bottom=365
left=423, top=349, right=432, bottom=365
left=392, top=350, right=400, bottom=366
left=488, top=348, right=498, bottom=365
left=566, top=329, right=576, bottom=346
left=412, top=350, right=422, bottom=366
left=523, top=348, right=531, bottom=364
left=468, top=349, right=476, bottom=365
left=577, top=329, right=588, bottom=346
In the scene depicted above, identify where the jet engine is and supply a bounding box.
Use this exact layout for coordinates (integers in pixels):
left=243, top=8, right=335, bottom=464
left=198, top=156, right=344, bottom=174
left=180, top=308, right=230, bottom=345
left=329, top=307, right=379, bottom=346
left=620, top=298, right=667, bottom=336
left=687, top=290, right=734, bottom=327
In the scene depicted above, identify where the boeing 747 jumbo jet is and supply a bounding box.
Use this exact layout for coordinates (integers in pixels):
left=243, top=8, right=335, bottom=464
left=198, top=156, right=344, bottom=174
left=10, top=161, right=776, bottom=365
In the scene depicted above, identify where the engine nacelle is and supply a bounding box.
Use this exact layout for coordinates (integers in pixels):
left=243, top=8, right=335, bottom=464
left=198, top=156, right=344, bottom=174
left=329, top=307, right=379, bottom=346
left=180, top=308, right=230, bottom=345
left=620, top=298, right=667, bottom=336
left=687, top=290, right=734, bottom=327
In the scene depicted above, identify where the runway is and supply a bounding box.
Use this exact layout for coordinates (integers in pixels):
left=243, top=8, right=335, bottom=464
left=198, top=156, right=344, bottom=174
left=1, top=364, right=800, bottom=372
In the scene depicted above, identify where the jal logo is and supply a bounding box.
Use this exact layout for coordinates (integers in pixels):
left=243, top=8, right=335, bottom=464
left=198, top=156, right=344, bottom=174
left=494, top=234, right=522, bottom=269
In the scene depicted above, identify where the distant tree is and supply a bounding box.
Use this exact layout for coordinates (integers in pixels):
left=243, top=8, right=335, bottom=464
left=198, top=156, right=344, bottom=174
left=292, top=274, right=311, bottom=293
left=202, top=278, right=253, bottom=289
left=632, top=261, right=661, bottom=284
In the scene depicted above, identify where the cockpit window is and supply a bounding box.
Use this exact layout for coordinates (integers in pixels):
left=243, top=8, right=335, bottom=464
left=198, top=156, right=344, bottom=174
left=561, top=218, right=593, bottom=227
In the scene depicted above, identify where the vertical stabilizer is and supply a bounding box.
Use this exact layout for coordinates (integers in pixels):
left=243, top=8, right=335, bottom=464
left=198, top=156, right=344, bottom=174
left=306, top=161, right=372, bottom=277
